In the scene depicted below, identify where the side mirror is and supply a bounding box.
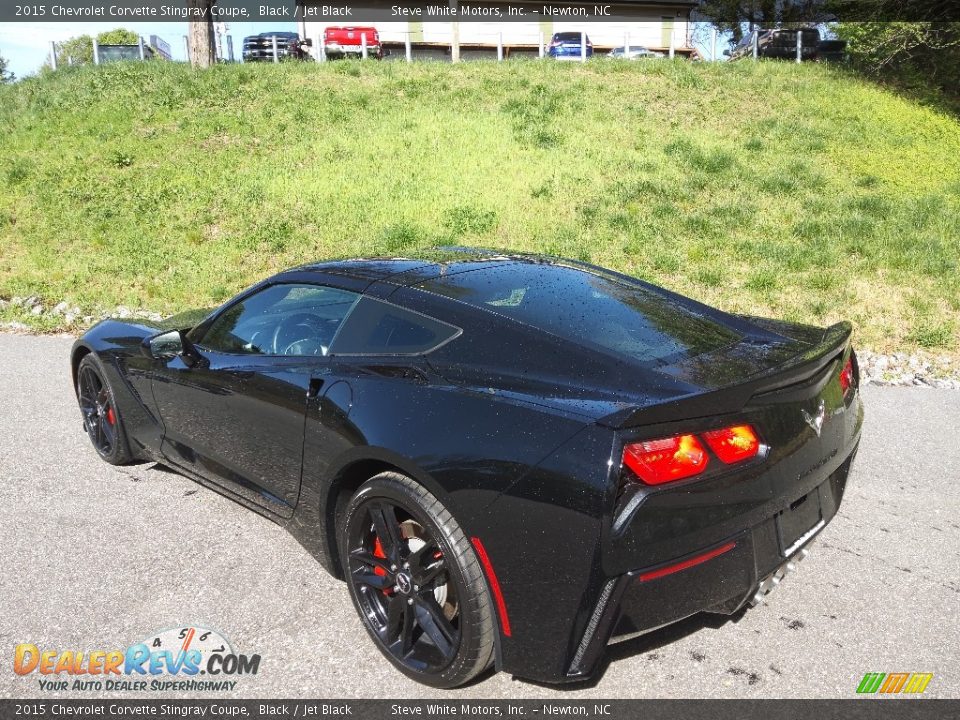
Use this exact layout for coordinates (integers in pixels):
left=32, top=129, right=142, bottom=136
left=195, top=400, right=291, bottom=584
left=142, top=329, right=184, bottom=359
left=142, top=330, right=206, bottom=368
left=723, top=49, right=731, bottom=57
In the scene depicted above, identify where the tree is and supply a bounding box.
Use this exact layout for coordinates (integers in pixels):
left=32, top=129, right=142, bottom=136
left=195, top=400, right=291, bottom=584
left=188, top=0, right=217, bottom=68
left=53, top=29, right=139, bottom=67
left=827, top=1, right=960, bottom=105
left=55, top=34, right=93, bottom=66
left=97, top=28, right=139, bottom=46
left=834, top=22, right=960, bottom=103
left=0, top=53, right=13, bottom=83
left=697, top=0, right=831, bottom=43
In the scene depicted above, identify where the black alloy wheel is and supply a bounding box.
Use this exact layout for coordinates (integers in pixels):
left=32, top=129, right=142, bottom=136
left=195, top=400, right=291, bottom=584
left=76, top=355, right=131, bottom=465
left=340, top=472, right=495, bottom=688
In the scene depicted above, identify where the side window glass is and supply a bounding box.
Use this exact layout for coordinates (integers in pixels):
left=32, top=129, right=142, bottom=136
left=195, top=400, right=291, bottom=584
left=330, top=297, right=460, bottom=356
left=199, top=284, right=359, bottom=356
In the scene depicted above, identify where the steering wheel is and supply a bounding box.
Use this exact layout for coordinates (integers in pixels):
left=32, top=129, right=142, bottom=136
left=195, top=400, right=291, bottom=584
left=271, top=313, right=328, bottom=356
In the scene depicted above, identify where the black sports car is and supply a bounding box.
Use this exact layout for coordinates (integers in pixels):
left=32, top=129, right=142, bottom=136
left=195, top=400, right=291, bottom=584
left=71, top=248, right=863, bottom=687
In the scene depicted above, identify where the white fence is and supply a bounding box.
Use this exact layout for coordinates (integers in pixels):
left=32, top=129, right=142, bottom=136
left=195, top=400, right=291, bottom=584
left=309, top=28, right=691, bottom=63
left=47, top=26, right=818, bottom=67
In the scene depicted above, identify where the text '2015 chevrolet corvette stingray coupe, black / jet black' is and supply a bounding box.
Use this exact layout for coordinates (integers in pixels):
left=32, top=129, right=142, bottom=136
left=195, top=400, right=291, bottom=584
left=71, top=248, right=863, bottom=687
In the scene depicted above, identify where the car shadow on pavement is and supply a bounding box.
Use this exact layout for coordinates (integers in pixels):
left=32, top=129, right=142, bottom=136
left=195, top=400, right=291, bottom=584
left=145, top=461, right=180, bottom=475
left=514, top=608, right=749, bottom=691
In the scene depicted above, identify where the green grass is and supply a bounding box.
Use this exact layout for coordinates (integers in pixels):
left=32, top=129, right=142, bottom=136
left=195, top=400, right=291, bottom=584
left=1, top=58, right=959, bottom=354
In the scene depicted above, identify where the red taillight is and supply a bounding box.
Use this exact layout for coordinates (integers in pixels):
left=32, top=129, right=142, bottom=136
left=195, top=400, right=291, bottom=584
left=623, top=424, right=762, bottom=485
left=702, top=425, right=760, bottom=464
left=839, top=357, right=854, bottom=395
left=622, top=434, right=708, bottom=485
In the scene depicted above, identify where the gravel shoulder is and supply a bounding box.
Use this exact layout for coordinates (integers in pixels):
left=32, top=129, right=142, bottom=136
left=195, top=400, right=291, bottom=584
left=0, top=333, right=957, bottom=699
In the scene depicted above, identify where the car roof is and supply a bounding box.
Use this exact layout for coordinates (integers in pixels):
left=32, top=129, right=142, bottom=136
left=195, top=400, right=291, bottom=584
left=294, top=247, right=541, bottom=286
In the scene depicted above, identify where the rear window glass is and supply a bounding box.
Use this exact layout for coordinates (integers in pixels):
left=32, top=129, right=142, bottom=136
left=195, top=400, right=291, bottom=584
left=418, top=264, right=741, bottom=366
left=330, top=297, right=460, bottom=355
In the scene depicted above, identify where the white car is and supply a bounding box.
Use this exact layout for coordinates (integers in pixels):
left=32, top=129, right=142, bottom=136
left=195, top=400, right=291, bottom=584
left=608, top=45, right=664, bottom=60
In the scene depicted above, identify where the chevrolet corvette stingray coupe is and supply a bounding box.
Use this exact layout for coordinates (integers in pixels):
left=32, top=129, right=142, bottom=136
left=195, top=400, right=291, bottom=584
left=71, top=248, right=863, bottom=687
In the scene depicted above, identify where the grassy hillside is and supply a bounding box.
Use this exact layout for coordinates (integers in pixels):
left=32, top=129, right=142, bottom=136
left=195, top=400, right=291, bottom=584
left=1, top=59, right=958, bottom=355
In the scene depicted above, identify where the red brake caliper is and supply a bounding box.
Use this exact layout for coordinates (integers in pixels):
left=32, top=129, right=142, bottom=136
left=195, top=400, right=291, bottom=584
left=373, top=537, right=392, bottom=595
left=106, top=407, right=116, bottom=425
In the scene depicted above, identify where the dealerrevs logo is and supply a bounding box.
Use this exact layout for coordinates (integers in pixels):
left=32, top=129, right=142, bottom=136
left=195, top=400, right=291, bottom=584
left=14, top=626, right=260, bottom=692
left=857, top=672, right=934, bottom=695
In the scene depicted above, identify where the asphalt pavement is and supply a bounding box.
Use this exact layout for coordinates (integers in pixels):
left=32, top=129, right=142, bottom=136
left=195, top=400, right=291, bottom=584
left=1, top=333, right=957, bottom=699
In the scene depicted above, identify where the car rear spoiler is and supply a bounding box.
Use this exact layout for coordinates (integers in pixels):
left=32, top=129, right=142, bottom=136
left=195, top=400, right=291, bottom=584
left=598, top=321, right=853, bottom=429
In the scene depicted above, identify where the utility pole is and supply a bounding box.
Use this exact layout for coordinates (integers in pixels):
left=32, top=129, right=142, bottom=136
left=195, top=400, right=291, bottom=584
left=215, top=22, right=227, bottom=61
left=450, top=0, right=460, bottom=63
left=297, top=0, right=307, bottom=46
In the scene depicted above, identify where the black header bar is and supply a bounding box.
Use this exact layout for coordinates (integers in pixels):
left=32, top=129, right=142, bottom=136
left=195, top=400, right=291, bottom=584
left=3, top=0, right=958, bottom=23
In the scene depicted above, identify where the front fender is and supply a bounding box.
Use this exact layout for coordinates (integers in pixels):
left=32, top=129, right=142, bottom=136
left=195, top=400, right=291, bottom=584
left=71, top=320, right=166, bottom=461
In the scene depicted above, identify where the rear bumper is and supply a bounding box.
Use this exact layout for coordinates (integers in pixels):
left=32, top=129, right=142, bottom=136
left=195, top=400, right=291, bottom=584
left=548, top=48, right=593, bottom=58
left=760, top=47, right=819, bottom=60
left=565, top=449, right=856, bottom=680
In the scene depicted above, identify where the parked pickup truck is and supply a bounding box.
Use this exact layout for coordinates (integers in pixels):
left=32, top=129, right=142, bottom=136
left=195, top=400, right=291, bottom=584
left=728, top=28, right=846, bottom=62
left=242, top=32, right=311, bottom=62
left=323, top=26, right=383, bottom=59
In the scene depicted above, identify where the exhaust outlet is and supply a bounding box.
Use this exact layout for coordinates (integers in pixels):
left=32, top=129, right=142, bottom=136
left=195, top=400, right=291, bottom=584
left=749, top=547, right=810, bottom=607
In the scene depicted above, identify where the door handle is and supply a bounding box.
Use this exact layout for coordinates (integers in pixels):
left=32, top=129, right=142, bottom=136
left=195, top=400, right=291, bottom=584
left=307, top=378, right=324, bottom=399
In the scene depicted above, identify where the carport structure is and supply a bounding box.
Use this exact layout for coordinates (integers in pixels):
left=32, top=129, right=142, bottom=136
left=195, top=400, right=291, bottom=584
left=297, top=1, right=699, bottom=61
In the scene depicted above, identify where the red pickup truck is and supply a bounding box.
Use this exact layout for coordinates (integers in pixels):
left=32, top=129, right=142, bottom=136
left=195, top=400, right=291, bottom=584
left=323, top=26, right=383, bottom=59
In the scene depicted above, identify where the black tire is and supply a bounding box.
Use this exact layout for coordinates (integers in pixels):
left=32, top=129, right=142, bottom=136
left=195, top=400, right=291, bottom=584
left=339, top=472, right=495, bottom=688
left=76, top=354, right=133, bottom=465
